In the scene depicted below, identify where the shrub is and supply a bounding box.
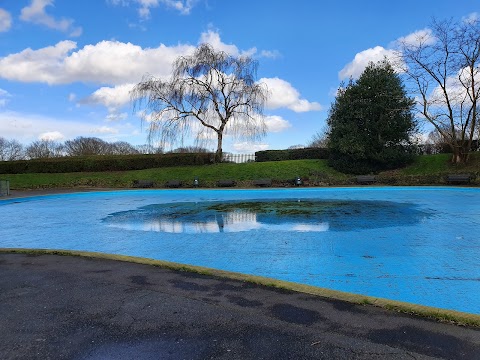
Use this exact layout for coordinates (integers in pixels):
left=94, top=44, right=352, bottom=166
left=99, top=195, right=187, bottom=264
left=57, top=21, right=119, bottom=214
left=327, top=60, right=416, bottom=174
left=328, top=147, right=414, bottom=175
left=255, top=147, right=329, bottom=162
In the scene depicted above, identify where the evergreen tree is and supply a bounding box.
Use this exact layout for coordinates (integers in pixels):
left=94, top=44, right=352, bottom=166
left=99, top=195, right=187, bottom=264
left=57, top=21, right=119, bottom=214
left=327, top=60, right=416, bottom=174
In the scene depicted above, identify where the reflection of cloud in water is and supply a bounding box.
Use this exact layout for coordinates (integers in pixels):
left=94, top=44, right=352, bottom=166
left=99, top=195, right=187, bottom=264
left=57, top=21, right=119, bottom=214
left=102, top=199, right=432, bottom=234
left=292, top=223, right=329, bottom=232
left=106, top=209, right=329, bottom=233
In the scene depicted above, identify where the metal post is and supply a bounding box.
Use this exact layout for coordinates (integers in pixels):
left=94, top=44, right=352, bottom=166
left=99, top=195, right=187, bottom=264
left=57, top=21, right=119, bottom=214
left=0, top=180, right=10, bottom=196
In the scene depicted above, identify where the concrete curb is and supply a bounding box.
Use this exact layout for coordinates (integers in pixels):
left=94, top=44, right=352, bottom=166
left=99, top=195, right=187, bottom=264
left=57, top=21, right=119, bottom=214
left=1, top=247, right=479, bottom=327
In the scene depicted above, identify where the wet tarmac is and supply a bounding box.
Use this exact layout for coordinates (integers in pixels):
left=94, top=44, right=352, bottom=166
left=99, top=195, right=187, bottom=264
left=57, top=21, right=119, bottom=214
left=0, top=253, right=479, bottom=359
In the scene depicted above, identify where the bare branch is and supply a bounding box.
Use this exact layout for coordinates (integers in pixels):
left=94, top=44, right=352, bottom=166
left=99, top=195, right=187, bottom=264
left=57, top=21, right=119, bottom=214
left=398, top=17, right=480, bottom=162
left=131, top=44, right=267, bottom=161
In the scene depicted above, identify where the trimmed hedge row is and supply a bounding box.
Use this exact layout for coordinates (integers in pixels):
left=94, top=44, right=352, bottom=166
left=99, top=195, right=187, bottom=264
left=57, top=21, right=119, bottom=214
left=0, top=153, right=214, bottom=174
left=255, top=147, right=329, bottom=162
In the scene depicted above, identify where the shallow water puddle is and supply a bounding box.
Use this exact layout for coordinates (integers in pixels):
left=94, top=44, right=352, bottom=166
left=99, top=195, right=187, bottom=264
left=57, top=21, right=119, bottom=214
left=102, top=199, right=432, bottom=233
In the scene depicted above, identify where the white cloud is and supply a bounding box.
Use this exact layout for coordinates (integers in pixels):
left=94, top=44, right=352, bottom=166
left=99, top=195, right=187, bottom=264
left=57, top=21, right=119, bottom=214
left=0, top=111, right=96, bottom=141
left=394, top=28, right=436, bottom=49
left=0, top=30, right=306, bottom=116
left=92, top=126, right=119, bottom=134
left=340, top=28, right=438, bottom=81
left=259, top=50, right=281, bottom=59
left=0, top=40, right=78, bottom=84
left=232, top=142, right=269, bottom=152
left=20, top=0, right=82, bottom=37
left=0, top=88, right=11, bottom=107
left=68, top=93, right=76, bottom=101
left=106, top=112, right=128, bottom=122
left=198, top=28, right=275, bottom=58
left=39, top=131, right=64, bottom=141
left=0, top=8, right=12, bottom=32
left=260, top=77, right=322, bottom=112
left=108, top=0, right=198, bottom=18
left=463, top=12, right=479, bottom=24
left=199, top=30, right=245, bottom=56
left=0, top=110, right=138, bottom=143
left=339, top=46, right=400, bottom=80
left=69, top=27, right=83, bottom=37
left=0, top=40, right=194, bottom=85
left=81, top=83, right=135, bottom=111
left=65, top=41, right=195, bottom=85
left=429, top=68, right=480, bottom=107
left=264, top=115, right=291, bottom=133
left=0, top=29, right=278, bottom=89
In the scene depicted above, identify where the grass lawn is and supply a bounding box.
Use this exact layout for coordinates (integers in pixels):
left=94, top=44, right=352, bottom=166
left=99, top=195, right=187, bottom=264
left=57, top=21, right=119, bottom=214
left=2, top=153, right=479, bottom=190
left=399, top=153, right=480, bottom=175
left=5, top=159, right=346, bottom=189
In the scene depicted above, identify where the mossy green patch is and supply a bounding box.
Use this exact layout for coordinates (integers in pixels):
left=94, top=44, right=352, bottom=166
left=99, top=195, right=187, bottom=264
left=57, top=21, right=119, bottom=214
left=206, top=200, right=343, bottom=216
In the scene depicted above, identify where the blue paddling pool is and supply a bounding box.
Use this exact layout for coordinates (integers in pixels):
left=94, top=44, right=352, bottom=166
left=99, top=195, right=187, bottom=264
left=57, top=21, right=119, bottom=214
left=1, top=187, right=479, bottom=314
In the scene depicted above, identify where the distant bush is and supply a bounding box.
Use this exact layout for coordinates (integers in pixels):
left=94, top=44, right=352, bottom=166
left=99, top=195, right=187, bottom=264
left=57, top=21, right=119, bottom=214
left=0, top=153, right=213, bottom=174
left=328, top=146, right=415, bottom=175
left=255, top=147, right=329, bottom=162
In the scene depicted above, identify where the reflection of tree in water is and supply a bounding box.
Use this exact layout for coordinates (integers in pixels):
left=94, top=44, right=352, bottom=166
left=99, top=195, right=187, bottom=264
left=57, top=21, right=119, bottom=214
left=204, top=199, right=431, bottom=231
left=103, top=199, right=433, bottom=233
left=215, top=213, right=224, bottom=232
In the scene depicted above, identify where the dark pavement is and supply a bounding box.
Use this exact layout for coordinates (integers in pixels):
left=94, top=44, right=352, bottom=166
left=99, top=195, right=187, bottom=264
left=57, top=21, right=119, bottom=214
left=0, top=253, right=479, bottom=360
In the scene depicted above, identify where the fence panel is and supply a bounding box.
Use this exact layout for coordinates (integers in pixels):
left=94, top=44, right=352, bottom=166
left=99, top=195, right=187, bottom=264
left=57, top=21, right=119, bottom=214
left=222, top=153, right=256, bottom=163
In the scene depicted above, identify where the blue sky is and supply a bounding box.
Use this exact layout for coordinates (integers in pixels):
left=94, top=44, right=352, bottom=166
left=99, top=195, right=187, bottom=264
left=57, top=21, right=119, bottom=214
left=0, top=0, right=477, bottom=153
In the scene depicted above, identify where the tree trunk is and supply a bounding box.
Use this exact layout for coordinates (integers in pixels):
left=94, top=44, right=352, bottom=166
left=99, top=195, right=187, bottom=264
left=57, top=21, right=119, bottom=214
left=451, top=145, right=469, bottom=164
left=451, top=152, right=463, bottom=163
left=215, top=132, right=223, bottom=163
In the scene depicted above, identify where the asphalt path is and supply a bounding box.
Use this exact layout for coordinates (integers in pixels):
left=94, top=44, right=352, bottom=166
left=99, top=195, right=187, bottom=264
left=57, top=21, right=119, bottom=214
left=0, top=253, right=479, bottom=359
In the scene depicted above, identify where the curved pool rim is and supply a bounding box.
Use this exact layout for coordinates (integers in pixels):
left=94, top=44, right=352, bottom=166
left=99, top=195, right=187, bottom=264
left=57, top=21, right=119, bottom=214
left=1, top=187, right=479, bottom=323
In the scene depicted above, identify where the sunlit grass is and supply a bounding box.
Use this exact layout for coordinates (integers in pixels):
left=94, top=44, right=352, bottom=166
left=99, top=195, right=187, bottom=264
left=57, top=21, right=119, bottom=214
left=6, top=159, right=336, bottom=189
left=3, top=153, right=479, bottom=190
left=400, top=153, right=480, bottom=175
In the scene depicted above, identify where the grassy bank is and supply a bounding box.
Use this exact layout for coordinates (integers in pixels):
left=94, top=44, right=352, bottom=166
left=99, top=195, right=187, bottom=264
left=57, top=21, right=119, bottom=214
left=4, top=159, right=344, bottom=189
left=2, top=153, right=479, bottom=190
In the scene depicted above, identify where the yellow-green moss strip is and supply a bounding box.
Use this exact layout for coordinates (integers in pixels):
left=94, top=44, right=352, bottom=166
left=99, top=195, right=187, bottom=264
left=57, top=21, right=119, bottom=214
left=1, top=247, right=479, bottom=327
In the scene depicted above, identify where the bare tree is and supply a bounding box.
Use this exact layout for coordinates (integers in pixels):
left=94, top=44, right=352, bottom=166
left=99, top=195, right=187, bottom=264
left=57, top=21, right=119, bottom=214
left=308, top=129, right=329, bottom=148
left=108, top=141, right=139, bottom=155
left=287, top=144, right=305, bottom=150
left=135, top=144, right=163, bottom=154
left=131, top=44, right=268, bottom=162
left=169, top=146, right=209, bottom=153
left=398, top=17, right=480, bottom=163
left=425, top=125, right=465, bottom=154
left=0, top=137, right=24, bottom=161
left=64, top=137, right=110, bottom=156
left=26, top=139, right=64, bottom=159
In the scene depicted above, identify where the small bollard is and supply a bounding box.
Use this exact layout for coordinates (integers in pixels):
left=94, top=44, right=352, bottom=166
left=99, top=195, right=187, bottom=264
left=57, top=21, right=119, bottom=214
left=295, top=176, right=302, bottom=186
left=193, top=177, right=199, bottom=188
left=0, top=179, right=10, bottom=196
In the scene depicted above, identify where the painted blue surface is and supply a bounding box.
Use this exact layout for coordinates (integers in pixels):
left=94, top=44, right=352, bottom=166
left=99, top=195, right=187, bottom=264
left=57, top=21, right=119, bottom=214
left=1, top=187, right=479, bottom=314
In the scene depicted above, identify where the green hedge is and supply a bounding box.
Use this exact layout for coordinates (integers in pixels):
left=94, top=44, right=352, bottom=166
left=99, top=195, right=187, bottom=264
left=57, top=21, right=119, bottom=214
left=328, top=147, right=415, bottom=175
left=255, top=147, right=329, bottom=162
left=0, top=153, right=214, bottom=174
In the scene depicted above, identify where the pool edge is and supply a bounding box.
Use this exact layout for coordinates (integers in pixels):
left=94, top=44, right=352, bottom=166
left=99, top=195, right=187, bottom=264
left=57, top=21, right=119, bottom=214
left=1, top=247, right=479, bottom=328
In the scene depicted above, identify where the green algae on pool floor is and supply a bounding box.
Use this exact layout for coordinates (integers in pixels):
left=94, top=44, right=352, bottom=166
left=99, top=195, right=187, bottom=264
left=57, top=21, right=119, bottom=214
left=102, top=198, right=434, bottom=233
